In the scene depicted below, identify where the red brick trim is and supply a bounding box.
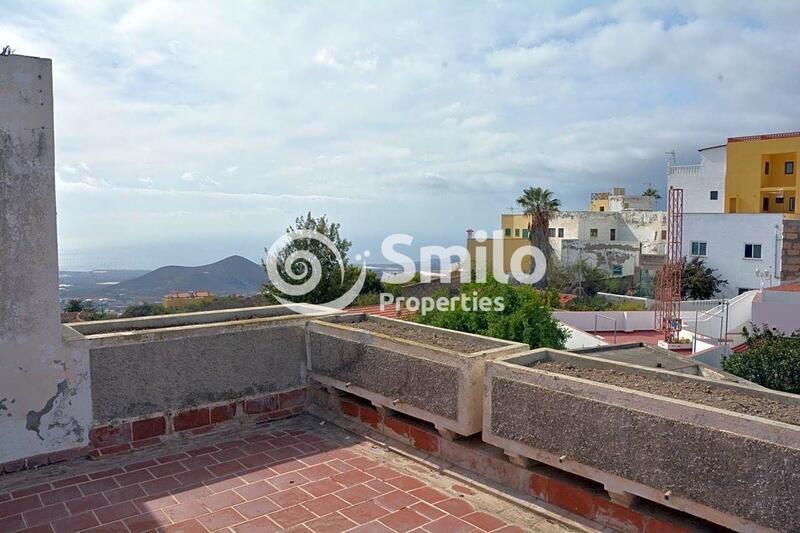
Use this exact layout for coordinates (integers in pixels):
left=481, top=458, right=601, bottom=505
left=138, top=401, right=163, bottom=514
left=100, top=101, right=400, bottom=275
left=728, top=131, right=800, bottom=143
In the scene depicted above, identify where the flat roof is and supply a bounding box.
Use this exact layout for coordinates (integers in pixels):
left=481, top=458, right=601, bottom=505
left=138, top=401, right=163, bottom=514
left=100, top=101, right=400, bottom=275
left=571, top=342, right=696, bottom=371
left=728, top=131, right=800, bottom=143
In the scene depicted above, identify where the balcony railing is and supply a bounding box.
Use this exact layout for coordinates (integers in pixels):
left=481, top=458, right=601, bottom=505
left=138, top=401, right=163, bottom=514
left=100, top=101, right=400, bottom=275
left=667, top=163, right=702, bottom=176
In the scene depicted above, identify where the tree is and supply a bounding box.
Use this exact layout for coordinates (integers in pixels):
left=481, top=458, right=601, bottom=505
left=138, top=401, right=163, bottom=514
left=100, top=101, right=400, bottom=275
left=642, top=186, right=661, bottom=199
left=1, top=45, right=14, bottom=56
left=722, top=325, right=800, bottom=394
left=516, top=187, right=560, bottom=288
left=547, top=259, right=609, bottom=297
left=682, top=257, right=727, bottom=300
left=416, top=278, right=568, bottom=349
left=63, top=299, right=95, bottom=313
left=121, top=303, right=166, bottom=317
left=264, top=213, right=359, bottom=305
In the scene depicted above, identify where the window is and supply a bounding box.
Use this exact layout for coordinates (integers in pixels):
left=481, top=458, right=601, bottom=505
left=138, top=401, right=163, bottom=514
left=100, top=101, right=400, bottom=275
left=763, top=197, right=769, bottom=212
left=522, top=229, right=529, bottom=239
left=691, top=241, right=707, bottom=256
left=504, top=228, right=511, bottom=237
left=547, top=228, right=555, bottom=237
left=590, top=228, right=598, bottom=237
left=611, top=264, right=623, bottom=276
left=610, top=228, right=616, bottom=241
left=776, top=196, right=785, bottom=204
left=710, top=190, right=719, bottom=200
left=786, top=161, right=795, bottom=175
left=514, top=228, right=520, bottom=237
left=661, top=230, right=667, bottom=240
left=557, top=228, right=564, bottom=238
left=623, top=202, right=630, bottom=209
left=765, top=161, right=770, bottom=175
left=744, top=243, right=762, bottom=259
left=791, top=197, right=796, bottom=211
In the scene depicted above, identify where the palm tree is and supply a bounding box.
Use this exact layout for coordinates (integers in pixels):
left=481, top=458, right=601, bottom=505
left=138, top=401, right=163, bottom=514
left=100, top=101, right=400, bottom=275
left=516, top=187, right=560, bottom=288
left=642, top=186, right=662, bottom=199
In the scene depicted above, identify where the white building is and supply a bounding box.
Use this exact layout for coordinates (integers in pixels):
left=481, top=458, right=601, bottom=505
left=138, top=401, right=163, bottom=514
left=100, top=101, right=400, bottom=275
left=682, top=213, right=783, bottom=298
left=667, top=145, right=726, bottom=213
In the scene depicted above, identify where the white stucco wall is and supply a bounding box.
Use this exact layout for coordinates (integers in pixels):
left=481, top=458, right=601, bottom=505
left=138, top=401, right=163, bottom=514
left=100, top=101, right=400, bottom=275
left=682, top=213, right=783, bottom=298
left=0, top=56, right=91, bottom=464
left=667, top=145, right=726, bottom=214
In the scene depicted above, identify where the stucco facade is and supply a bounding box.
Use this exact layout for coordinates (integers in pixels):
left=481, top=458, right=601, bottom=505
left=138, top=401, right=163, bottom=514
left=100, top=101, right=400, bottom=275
left=667, top=145, right=726, bottom=213
left=0, top=56, right=92, bottom=464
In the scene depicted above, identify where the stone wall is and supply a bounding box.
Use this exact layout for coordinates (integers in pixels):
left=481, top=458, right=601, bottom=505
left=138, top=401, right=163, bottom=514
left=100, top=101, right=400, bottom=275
left=781, top=218, right=800, bottom=281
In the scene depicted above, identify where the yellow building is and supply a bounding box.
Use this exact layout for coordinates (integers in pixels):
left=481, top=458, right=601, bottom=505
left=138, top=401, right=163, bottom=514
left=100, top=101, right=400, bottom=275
left=590, top=192, right=609, bottom=212
left=725, top=131, right=800, bottom=214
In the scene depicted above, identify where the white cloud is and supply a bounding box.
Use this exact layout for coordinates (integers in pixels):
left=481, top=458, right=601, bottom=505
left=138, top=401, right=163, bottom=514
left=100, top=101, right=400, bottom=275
left=3, top=0, right=798, bottom=268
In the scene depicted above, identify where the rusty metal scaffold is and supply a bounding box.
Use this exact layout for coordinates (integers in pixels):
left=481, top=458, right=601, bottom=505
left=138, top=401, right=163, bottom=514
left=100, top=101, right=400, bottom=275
left=655, top=187, right=684, bottom=343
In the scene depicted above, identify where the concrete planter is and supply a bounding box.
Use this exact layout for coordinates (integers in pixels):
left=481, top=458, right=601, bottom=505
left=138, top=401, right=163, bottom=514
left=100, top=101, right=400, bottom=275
left=79, top=304, right=338, bottom=424
left=483, top=349, right=800, bottom=533
left=306, top=314, right=528, bottom=437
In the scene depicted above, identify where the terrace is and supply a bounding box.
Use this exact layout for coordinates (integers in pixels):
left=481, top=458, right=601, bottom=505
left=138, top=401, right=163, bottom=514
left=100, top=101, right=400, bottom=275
left=2, top=55, right=799, bottom=533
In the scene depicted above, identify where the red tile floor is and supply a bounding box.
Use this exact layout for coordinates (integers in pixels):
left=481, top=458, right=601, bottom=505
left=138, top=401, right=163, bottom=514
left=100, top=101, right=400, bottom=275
left=0, top=416, right=574, bottom=532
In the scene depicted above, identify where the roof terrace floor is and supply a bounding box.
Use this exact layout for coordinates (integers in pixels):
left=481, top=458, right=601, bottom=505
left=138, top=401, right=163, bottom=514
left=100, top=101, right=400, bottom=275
left=0, top=415, right=579, bottom=532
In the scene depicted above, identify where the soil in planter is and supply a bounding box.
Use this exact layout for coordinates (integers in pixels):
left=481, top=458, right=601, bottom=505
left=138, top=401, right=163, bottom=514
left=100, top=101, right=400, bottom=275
left=349, top=318, right=502, bottom=353
left=535, top=362, right=800, bottom=427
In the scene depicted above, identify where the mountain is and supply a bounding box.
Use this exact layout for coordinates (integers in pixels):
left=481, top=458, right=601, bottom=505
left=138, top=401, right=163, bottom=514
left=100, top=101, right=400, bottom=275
left=106, top=255, right=267, bottom=300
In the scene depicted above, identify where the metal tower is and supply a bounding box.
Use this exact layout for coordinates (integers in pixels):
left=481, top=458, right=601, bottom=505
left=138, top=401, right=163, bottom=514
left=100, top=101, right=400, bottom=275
left=655, top=187, right=684, bottom=343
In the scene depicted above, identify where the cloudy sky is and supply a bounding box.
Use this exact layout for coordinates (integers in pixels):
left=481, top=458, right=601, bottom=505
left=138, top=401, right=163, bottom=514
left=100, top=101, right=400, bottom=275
left=4, top=1, right=800, bottom=270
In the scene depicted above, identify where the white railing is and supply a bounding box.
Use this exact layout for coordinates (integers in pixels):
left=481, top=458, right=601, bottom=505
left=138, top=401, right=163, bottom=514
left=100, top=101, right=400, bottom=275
left=681, top=290, right=757, bottom=339
left=667, top=164, right=702, bottom=176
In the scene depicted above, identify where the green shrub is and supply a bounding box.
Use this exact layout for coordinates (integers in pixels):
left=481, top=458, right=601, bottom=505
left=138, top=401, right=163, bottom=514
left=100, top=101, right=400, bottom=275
left=415, top=279, right=568, bottom=349
left=722, top=325, right=800, bottom=394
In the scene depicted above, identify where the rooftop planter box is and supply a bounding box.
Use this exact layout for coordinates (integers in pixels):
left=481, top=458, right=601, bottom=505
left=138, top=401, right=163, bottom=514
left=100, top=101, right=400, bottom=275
left=306, top=314, right=528, bottom=437
left=80, top=304, right=338, bottom=424
left=483, top=349, right=800, bottom=532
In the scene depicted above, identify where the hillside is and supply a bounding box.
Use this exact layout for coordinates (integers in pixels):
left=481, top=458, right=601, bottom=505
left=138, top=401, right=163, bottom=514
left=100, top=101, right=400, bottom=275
left=107, top=255, right=267, bottom=300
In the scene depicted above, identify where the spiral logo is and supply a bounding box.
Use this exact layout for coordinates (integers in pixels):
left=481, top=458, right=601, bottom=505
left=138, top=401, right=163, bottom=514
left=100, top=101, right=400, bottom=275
left=265, top=229, right=367, bottom=314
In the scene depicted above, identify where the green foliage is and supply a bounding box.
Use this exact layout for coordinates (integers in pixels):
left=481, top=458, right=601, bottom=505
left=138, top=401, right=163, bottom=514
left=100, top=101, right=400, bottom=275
left=121, top=302, right=166, bottom=317
left=722, top=325, right=800, bottom=394
left=547, top=260, right=609, bottom=297
left=682, top=257, right=727, bottom=300
left=516, top=187, right=561, bottom=287
left=642, top=187, right=661, bottom=199
left=63, top=299, right=96, bottom=313
left=264, top=213, right=360, bottom=305
left=415, top=278, right=568, bottom=349
left=360, top=269, right=384, bottom=295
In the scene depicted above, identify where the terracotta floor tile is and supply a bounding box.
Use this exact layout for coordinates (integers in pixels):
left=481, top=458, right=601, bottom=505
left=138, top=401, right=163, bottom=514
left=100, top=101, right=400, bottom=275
left=302, top=494, right=349, bottom=516
left=205, top=476, right=245, bottom=493
left=410, top=501, right=447, bottom=520
left=150, top=462, right=187, bottom=479
left=271, top=459, right=308, bottom=474
left=233, top=515, right=283, bottom=533
left=124, top=510, right=170, bottom=533
left=336, top=484, right=381, bottom=504
left=461, top=511, right=506, bottom=531
left=365, top=466, right=402, bottom=480
left=134, top=492, right=178, bottom=512
left=379, top=508, right=429, bottom=532
left=172, top=485, right=213, bottom=504
left=340, top=500, right=390, bottom=524
left=268, top=487, right=312, bottom=507
left=85, top=520, right=128, bottom=532
left=268, top=504, right=316, bottom=529
left=409, top=487, right=449, bottom=504
left=348, top=522, right=394, bottom=533
left=201, top=490, right=246, bottom=512
left=161, top=518, right=207, bottom=532
left=104, top=484, right=146, bottom=504
left=50, top=511, right=100, bottom=533
left=299, top=463, right=339, bottom=481
left=79, top=477, right=119, bottom=496
left=115, top=469, right=154, bottom=487
left=207, top=460, right=245, bottom=477
left=374, top=490, right=418, bottom=511
left=141, top=476, right=181, bottom=495
left=347, top=457, right=380, bottom=470
left=365, top=479, right=394, bottom=494
left=174, top=468, right=215, bottom=487
left=303, top=478, right=344, bottom=498
left=331, top=470, right=372, bottom=487
left=196, top=507, right=246, bottom=530
left=95, top=501, right=140, bottom=523
left=270, top=472, right=309, bottom=490
left=234, top=481, right=277, bottom=500
left=422, top=514, right=475, bottom=533
left=305, top=511, right=358, bottom=533
left=180, top=454, right=218, bottom=471
left=238, top=454, right=273, bottom=470
left=234, top=496, right=280, bottom=519
left=163, top=500, right=208, bottom=522
left=65, top=493, right=108, bottom=514
left=40, top=486, right=81, bottom=506
left=434, top=498, right=473, bottom=517
left=388, top=475, right=426, bottom=491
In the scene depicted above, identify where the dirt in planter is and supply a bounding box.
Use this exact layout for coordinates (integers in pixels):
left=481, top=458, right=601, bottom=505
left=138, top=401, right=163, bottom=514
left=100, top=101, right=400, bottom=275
left=535, top=362, right=800, bottom=427
left=348, top=318, right=503, bottom=353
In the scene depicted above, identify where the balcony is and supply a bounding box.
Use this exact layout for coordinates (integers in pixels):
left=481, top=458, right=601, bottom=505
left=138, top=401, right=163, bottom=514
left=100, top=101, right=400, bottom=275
left=666, top=164, right=702, bottom=176
left=1, top=306, right=797, bottom=532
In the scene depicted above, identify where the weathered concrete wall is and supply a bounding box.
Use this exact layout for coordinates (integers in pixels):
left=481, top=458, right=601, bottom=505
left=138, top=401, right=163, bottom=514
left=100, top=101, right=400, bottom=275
left=0, top=56, right=92, bottom=465
left=88, top=320, right=308, bottom=423
left=484, top=351, right=800, bottom=532
left=781, top=218, right=800, bottom=282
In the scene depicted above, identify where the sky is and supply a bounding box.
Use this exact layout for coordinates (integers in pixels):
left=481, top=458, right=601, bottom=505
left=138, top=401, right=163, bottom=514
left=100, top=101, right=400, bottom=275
left=3, top=1, right=800, bottom=270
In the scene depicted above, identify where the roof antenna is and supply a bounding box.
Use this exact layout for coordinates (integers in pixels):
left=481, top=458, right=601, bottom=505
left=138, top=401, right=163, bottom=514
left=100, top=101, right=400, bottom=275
left=665, top=149, right=677, bottom=167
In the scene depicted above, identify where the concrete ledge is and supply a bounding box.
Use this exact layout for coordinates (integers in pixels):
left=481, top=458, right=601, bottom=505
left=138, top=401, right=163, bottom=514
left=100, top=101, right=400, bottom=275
left=483, top=349, right=800, bottom=532
left=306, top=314, right=527, bottom=436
